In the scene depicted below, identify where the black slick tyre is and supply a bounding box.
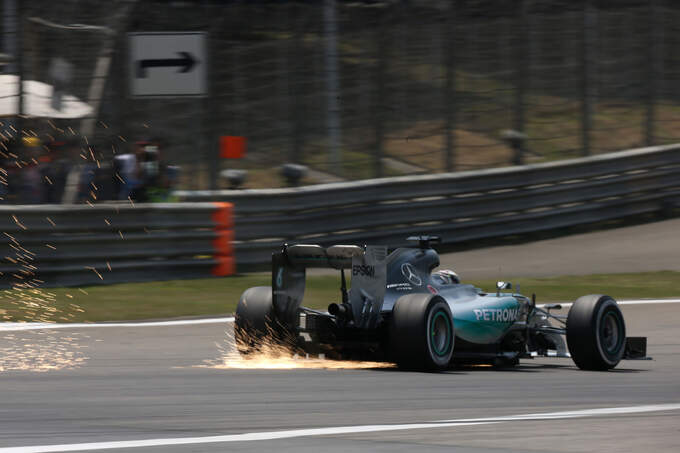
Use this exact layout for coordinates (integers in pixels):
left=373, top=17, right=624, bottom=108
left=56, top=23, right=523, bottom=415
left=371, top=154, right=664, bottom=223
left=566, top=294, right=626, bottom=370
left=390, top=294, right=454, bottom=371
left=234, top=286, right=276, bottom=355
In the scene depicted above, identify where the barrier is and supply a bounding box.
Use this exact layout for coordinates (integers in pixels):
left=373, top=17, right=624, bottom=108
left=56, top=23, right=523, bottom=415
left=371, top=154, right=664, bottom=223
left=1, top=145, right=679, bottom=286
left=0, top=202, right=234, bottom=287
left=177, top=144, right=680, bottom=268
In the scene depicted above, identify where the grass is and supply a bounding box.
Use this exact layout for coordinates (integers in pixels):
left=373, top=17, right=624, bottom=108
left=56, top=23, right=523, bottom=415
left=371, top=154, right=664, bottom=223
left=383, top=122, right=515, bottom=171
left=471, top=271, right=680, bottom=305
left=1, top=271, right=679, bottom=323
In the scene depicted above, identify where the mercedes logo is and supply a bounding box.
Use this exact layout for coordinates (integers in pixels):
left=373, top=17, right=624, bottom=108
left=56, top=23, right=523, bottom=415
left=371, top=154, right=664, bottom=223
left=401, top=263, right=422, bottom=286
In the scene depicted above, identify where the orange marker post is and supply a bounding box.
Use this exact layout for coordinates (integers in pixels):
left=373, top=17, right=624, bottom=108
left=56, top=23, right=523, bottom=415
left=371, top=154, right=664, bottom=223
left=211, top=202, right=236, bottom=276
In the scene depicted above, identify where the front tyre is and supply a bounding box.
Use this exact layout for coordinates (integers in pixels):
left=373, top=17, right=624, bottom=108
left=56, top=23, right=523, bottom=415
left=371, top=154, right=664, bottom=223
left=566, top=295, right=626, bottom=370
left=390, top=294, right=454, bottom=371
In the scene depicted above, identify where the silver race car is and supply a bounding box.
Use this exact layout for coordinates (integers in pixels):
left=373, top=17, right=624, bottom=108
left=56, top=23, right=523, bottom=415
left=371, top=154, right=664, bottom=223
left=235, top=236, right=647, bottom=371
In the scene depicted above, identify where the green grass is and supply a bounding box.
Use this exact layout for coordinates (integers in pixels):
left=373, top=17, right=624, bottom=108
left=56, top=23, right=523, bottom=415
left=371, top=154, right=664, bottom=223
left=1, top=271, right=678, bottom=323
left=0, top=275, right=343, bottom=323
left=468, top=271, right=680, bottom=305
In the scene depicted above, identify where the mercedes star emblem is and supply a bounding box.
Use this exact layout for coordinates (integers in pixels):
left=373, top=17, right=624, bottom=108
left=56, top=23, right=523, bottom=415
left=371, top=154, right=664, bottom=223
left=401, top=263, right=422, bottom=286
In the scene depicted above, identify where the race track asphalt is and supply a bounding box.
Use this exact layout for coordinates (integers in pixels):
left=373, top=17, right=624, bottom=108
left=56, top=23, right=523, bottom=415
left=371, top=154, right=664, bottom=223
left=1, top=302, right=679, bottom=453
left=437, top=217, right=680, bottom=278
left=2, top=219, right=680, bottom=452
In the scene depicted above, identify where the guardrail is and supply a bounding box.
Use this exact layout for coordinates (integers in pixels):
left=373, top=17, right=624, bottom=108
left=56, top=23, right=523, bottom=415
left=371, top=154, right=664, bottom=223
left=0, top=203, right=234, bottom=287
left=178, top=144, right=680, bottom=268
left=1, top=145, right=678, bottom=288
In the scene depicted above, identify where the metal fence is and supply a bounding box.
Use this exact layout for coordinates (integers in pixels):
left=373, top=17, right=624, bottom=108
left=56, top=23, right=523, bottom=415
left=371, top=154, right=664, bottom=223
left=3, top=0, right=680, bottom=191
left=180, top=144, right=680, bottom=268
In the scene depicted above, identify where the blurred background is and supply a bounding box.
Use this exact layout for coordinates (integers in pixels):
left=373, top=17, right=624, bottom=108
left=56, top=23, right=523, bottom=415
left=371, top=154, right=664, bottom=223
left=0, top=0, right=678, bottom=330
left=2, top=0, right=680, bottom=199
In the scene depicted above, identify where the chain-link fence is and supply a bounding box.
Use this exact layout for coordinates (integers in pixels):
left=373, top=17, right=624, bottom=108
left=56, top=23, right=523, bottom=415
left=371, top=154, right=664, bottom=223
left=2, top=0, right=680, bottom=195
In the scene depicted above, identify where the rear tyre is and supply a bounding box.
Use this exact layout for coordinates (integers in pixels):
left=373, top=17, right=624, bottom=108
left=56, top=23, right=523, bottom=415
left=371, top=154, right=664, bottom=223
left=234, top=286, right=279, bottom=355
left=566, top=295, right=626, bottom=370
left=390, top=294, right=454, bottom=371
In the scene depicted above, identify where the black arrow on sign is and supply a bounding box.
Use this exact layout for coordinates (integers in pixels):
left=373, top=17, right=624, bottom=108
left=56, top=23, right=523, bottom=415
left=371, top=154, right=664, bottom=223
left=136, top=51, right=197, bottom=78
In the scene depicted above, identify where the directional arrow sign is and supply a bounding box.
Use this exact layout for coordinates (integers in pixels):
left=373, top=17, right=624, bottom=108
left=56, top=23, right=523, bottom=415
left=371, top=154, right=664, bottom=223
left=137, top=51, right=197, bottom=78
left=129, top=32, right=206, bottom=97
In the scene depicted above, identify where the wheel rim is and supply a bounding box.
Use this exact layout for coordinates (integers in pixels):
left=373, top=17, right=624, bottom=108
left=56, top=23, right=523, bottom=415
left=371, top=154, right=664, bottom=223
left=599, top=310, right=624, bottom=356
left=430, top=311, right=452, bottom=357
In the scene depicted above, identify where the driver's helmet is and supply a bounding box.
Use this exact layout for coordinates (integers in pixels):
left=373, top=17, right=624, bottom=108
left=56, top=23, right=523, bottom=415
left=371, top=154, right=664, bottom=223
left=432, top=269, right=460, bottom=285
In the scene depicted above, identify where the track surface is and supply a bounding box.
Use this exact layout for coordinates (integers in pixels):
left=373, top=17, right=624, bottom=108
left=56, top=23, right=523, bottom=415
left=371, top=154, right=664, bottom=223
left=308, top=217, right=680, bottom=279
left=1, top=302, right=679, bottom=452
left=438, top=217, right=680, bottom=278
left=2, top=219, right=680, bottom=452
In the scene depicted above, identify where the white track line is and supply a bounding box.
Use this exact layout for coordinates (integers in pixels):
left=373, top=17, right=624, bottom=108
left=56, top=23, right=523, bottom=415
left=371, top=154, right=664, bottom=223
left=437, top=403, right=680, bottom=422
left=1, top=298, right=678, bottom=332
left=619, top=298, right=680, bottom=304
left=537, top=298, right=680, bottom=309
left=0, top=317, right=234, bottom=332
left=2, top=403, right=678, bottom=453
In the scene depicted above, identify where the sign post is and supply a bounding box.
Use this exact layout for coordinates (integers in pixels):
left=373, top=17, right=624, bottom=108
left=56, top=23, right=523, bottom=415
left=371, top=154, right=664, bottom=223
left=128, top=32, right=206, bottom=97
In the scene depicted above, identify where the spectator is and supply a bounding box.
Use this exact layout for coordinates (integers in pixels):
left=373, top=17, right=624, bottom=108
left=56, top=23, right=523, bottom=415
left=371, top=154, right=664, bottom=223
left=131, top=139, right=173, bottom=202
left=16, top=136, right=43, bottom=204
left=42, top=138, right=76, bottom=203
left=113, top=145, right=139, bottom=201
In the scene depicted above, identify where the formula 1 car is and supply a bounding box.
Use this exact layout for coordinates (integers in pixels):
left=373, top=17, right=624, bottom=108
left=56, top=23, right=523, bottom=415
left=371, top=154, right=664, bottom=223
left=235, top=236, right=647, bottom=371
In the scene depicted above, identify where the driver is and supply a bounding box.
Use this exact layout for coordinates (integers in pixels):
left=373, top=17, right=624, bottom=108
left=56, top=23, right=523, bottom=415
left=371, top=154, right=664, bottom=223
left=432, top=269, right=460, bottom=285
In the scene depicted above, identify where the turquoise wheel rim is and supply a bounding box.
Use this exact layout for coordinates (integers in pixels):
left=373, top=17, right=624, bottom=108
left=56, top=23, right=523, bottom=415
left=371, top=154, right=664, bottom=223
left=430, top=310, right=452, bottom=357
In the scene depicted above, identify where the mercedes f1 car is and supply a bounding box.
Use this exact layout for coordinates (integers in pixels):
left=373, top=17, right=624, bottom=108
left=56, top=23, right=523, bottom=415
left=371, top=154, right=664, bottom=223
left=235, top=236, right=647, bottom=371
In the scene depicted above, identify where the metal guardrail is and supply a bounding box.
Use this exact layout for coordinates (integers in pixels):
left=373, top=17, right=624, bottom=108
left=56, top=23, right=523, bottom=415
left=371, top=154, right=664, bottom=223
left=178, top=145, right=680, bottom=268
left=1, top=145, right=678, bottom=288
left=0, top=203, right=234, bottom=287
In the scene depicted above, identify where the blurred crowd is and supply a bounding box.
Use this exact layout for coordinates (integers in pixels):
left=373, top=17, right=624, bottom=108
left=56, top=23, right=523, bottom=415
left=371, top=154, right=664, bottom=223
left=0, top=135, right=180, bottom=204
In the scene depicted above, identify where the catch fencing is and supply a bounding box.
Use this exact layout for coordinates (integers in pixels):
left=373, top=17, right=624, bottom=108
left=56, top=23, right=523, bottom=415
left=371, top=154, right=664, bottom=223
left=180, top=144, right=680, bottom=269
left=4, top=1, right=680, bottom=190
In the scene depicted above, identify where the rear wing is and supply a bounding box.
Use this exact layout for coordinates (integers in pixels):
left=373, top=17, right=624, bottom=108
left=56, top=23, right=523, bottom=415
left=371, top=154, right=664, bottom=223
left=272, top=244, right=387, bottom=329
left=284, top=244, right=364, bottom=269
